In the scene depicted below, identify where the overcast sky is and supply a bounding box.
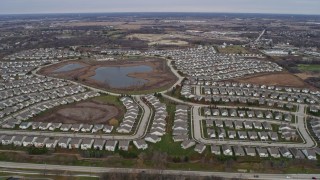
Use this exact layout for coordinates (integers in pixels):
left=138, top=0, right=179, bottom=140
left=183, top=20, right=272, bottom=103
left=1, top=0, right=319, bottom=15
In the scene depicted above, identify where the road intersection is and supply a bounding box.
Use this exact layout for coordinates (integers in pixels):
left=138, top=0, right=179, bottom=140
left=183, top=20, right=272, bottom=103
left=0, top=56, right=319, bottom=179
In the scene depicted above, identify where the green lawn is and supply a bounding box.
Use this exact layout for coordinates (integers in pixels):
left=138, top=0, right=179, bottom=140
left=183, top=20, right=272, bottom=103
left=146, top=134, right=197, bottom=157
left=298, top=64, right=320, bottom=72
left=93, top=94, right=122, bottom=107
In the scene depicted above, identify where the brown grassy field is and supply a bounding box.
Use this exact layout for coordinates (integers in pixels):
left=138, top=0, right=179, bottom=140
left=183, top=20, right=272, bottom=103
left=235, top=72, right=312, bottom=88
left=39, top=58, right=177, bottom=93
left=33, top=100, right=122, bottom=125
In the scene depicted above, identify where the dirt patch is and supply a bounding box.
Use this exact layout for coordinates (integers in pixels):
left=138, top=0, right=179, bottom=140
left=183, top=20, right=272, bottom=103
left=234, top=72, right=312, bottom=88
left=33, top=100, right=121, bottom=124
left=39, top=58, right=177, bottom=93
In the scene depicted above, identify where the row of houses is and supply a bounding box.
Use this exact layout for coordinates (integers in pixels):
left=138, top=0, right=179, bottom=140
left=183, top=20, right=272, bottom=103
left=116, top=97, right=139, bottom=134
left=200, top=86, right=317, bottom=105
left=182, top=82, right=318, bottom=105
left=205, top=119, right=273, bottom=130
left=0, top=81, right=70, bottom=106
left=310, top=118, right=320, bottom=141
left=0, top=75, right=52, bottom=91
left=0, top=79, right=70, bottom=101
left=144, top=46, right=282, bottom=81
left=3, top=48, right=83, bottom=61
left=208, top=145, right=319, bottom=160
left=0, top=85, right=90, bottom=119
left=181, top=85, right=192, bottom=98
left=186, top=80, right=319, bottom=96
left=144, top=94, right=168, bottom=139
left=179, top=139, right=319, bottom=160
left=0, top=60, right=58, bottom=80
left=0, top=134, right=134, bottom=151
left=1, top=91, right=100, bottom=128
left=17, top=121, right=113, bottom=133
left=185, top=94, right=299, bottom=112
left=207, top=128, right=279, bottom=141
left=310, top=106, right=320, bottom=113
left=200, top=85, right=318, bottom=104
left=203, top=107, right=293, bottom=122
left=172, top=105, right=189, bottom=142
left=205, top=119, right=298, bottom=141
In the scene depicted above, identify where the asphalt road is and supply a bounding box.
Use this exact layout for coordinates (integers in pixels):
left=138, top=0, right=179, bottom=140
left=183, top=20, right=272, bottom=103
left=0, top=161, right=318, bottom=180
left=160, top=59, right=184, bottom=93
left=296, top=104, right=317, bottom=148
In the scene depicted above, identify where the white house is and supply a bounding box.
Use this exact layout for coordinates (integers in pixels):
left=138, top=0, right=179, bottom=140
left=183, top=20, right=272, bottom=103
left=105, top=140, right=118, bottom=151
left=133, top=139, right=148, bottom=150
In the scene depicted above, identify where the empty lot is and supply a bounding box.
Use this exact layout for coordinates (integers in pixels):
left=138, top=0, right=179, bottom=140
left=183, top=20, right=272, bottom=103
left=235, top=72, right=308, bottom=88
left=33, top=99, right=123, bottom=125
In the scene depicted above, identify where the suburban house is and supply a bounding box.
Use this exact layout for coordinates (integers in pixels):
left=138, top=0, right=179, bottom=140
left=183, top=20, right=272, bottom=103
left=39, top=122, right=52, bottom=130
left=133, top=139, right=148, bottom=150
left=1, top=135, right=15, bottom=145
left=233, top=146, right=245, bottom=156
left=268, top=147, right=280, bottom=158
left=60, top=124, right=72, bottom=131
left=93, top=139, right=106, bottom=150
left=71, top=124, right=83, bottom=132
left=222, top=145, right=233, bottom=156
left=12, top=135, right=25, bottom=146
left=34, top=137, right=48, bottom=148
left=289, top=148, right=305, bottom=159
left=81, top=124, right=93, bottom=132
left=68, top=138, right=82, bottom=149
left=102, top=125, right=114, bottom=133
left=92, top=124, right=104, bottom=133
left=80, top=138, right=94, bottom=150
left=248, top=131, right=258, bottom=140
left=49, top=123, right=62, bottom=131
left=228, top=130, right=236, bottom=139
left=194, top=143, right=206, bottom=154
left=58, top=137, right=71, bottom=148
left=118, top=140, right=130, bottom=151
left=279, top=147, right=293, bottom=158
left=105, top=140, right=118, bottom=151
left=210, top=145, right=221, bottom=155
left=19, top=122, right=32, bottom=129
left=258, top=132, right=269, bottom=140
left=257, top=147, right=269, bottom=158
left=245, top=147, right=256, bottom=156
left=45, top=138, right=59, bottom=149
left=22, top=136, right=37, bottom=147
left=302, top=149, right=317, bottom=160
left=238, top=131, right=248, bottom=139
left=145, top=134, right=161, bottom=143
left=181, top=140, right=196, bottom=149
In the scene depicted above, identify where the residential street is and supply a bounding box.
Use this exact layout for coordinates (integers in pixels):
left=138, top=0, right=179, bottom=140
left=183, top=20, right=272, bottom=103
left=191, top=105, right=317, bottom=148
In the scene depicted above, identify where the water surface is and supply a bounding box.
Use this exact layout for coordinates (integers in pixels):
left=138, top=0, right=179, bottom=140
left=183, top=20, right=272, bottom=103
left=91, top=65, right=152, bottom=88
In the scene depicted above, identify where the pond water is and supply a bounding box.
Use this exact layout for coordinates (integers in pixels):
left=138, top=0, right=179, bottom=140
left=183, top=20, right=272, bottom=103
left=54, top=63, right=84, bottom=72
left=91, top=65, right=152, bottom=88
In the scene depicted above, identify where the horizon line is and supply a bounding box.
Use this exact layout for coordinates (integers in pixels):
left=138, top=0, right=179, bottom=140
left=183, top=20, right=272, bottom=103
left=1, top=11, right=320, bottom=16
